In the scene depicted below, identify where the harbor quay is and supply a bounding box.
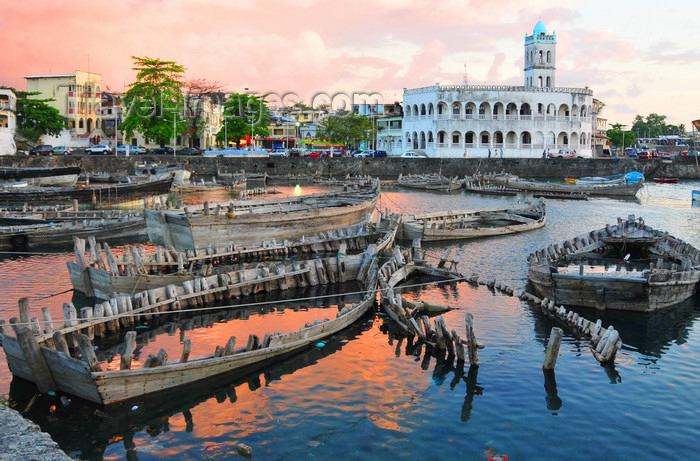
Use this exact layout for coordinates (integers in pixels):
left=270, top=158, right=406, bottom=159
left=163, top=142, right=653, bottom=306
left=1, top=155, right=699, bottom=180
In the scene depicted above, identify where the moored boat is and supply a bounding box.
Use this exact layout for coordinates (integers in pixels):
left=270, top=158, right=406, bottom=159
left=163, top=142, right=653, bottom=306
left=652, top=178, right=678, bottom=183
left=146, top=178, right=381, bottom=250
left=484, top=173, right=644, bottom=197
left=0, top=211, right=146, bottom=250
left=527, top=215, right=700, bottom=312
left=400, top=200, right=546, bottom=242
left=0, top=166, right=82, bottom=187
left=0, top=176, right=174, bottom=208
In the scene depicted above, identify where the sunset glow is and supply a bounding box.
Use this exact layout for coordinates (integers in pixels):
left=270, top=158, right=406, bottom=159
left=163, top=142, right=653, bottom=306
left=2, top=1, right=698, bottom=126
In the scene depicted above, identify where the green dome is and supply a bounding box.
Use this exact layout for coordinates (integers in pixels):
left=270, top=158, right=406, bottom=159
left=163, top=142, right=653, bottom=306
left=533, top=20, right=547, bottom=36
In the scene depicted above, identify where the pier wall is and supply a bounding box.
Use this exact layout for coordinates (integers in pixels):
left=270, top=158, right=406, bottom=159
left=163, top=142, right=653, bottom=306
left=1, top=155, right=699, bottom=179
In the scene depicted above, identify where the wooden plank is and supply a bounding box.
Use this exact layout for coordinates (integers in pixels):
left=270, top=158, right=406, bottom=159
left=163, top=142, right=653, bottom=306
left=77, top=334, right=102, bottom=372
left=17, top=327, right=56, bottom=392
left=120, top=331, right=137, bottom=370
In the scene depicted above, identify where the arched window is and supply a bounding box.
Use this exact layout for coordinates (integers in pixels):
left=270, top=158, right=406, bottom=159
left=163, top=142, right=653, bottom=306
left=538, top=50, right=543, bottom=63
left=546, top=51, right=551, bottom=63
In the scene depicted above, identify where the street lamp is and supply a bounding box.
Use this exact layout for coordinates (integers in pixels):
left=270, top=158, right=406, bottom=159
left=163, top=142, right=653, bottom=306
left=172, top=114, right=177, bottom=157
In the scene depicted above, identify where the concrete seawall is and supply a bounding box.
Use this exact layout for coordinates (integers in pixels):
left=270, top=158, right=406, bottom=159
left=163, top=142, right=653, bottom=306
left=1, top=155, right=699, bottom=179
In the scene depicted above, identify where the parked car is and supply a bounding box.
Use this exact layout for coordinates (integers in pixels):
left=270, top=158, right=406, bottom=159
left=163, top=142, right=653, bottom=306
left=29, top=145, right=54, bottom=156
left=400, top=151, right=425, bottom=158
left=371, top=150, right=388, bottom=157
left=176, top=147, right=203, bottom=156
left=86, top=144, right=112, bottom=155
left=52, top=146, right=72, bottom=155
left=351, top=150, right=364, bottom=157
left=152, top=147, right=174, bottom=155
left=354, top=151, right=370, bottom=157
left=268, top=149, right=288, bottom=157
left=116, top=145, right=143, bottom=155
left=637, top=150, right=650, bottom=159
left=661, top=152, right=672, bottom=159
left=555, top=149, right=579, bottom=158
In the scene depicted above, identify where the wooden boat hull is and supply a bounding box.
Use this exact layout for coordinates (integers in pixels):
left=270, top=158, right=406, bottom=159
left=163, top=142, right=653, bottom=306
left=400, top=201, right=546, bottom=242
left=0, top=177, right=174, bottom=208
left=397, top=174, right=462, bottom=191
left=0, top=215, right=146, bottom=250
left=69, top=215, right=399, bottom=299
left=487, top=175, right=643, bottom=196
left=527, top=216, right=700, bottom=311
left=652, top=178, right=678, bottom=183
left=146, top=181, right=380, bottom=249
left=2, top=248, right=381, bottom=405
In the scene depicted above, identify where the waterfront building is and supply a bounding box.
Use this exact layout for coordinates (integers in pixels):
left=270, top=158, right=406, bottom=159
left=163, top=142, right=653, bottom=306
left=0, top=88, right=17, bottom=155
left=25, top=71, right=105, bottom=146
left=401, top=20, right=594, bottom=158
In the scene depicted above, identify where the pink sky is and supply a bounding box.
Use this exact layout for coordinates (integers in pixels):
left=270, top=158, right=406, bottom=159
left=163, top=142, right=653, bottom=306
left=2, top=0, right=699, bottom=128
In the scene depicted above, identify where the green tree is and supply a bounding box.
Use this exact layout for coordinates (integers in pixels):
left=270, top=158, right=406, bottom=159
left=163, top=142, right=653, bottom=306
left=14, top=91, right=66, bottom=143
left=607, top=123, right=636, bottom=151
left=317, top=113, right=373, bottom=149
left=121, top=56, right=186, bottom=147
left=216, top=93, right=270, bottom=148
left=631, top=113, right=670, bottom=138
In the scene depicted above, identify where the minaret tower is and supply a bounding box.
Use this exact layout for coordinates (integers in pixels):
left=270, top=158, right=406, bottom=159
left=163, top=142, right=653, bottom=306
left=524, top=20, right=556, bottom=88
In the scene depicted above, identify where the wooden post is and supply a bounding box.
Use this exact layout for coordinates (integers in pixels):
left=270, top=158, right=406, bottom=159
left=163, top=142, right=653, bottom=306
left=120, top=331, right=137, bottom=370
left=452, top=330, right=465, bottom=362
left=464, top=312, right=479, bottom=367
left=77, top=334, right=102, bottom=372
left=41, top=307, right=54, bottom=335
left=18, top=297, right=30, bottom=328
left=224, top=336, right=237, bottom=355
left=17, top=327, right=57, bottom=392
left=180, top=339, right=192, bottom=363
left=52, top=331, right=70, bottom=356
left=543, top=327, right=563, bottom=371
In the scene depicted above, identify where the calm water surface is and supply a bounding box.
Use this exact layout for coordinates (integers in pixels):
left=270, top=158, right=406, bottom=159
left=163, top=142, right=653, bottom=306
left=1, top=179, right=699, bottom=460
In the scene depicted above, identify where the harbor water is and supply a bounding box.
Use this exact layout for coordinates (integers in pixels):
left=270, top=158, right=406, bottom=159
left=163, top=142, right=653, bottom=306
left=1, top=180, right=699, bottom=460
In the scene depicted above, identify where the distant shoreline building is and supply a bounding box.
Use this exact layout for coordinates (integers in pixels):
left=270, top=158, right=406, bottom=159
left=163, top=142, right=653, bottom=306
left=0, top=88, right=17, bottom=155
left=395, top=20, right=594, bottom=158
left=24, top=71, right=106, bottom=147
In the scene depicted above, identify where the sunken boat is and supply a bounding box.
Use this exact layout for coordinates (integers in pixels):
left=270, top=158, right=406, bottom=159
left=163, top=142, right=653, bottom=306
left=397, top=173, right=462, bottom=191
left=146, top=178, right=381, bottom=250
left=527, top=215, right=700, bottom=312
left=0, top=176, right=174, bottom=208
left=483, top=173, right=644, bottom=197
left=68, top=212, right=401, bottom=299
left=0, top=245, right=382, bottom=405
left=400, top=200, right=546, bottom=242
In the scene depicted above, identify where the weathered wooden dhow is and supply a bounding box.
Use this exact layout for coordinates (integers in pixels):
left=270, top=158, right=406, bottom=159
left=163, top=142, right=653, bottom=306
left=69, top=213, right=401, bottom=299
left=0, top=165, right=82, bottom=187
left=400, top=200, right=546, bottom=242
left=397, top=173, right=462, bottom=191
left=146, top=178, right=381, bottom=250
left=483, top=173, right=644, bottom=197
left=0, top=176, right=174, bottom=208
left=0, top=246, right=382, bottom=405
left=0, top=211, right=146, bottom=250
left=527, top=215, right=700, bottom=311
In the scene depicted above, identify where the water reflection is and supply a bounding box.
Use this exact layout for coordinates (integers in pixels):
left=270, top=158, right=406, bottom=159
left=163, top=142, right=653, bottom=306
left=379, top=320, right=484, bottom=424
left=10, top=291, right=374, bottom=460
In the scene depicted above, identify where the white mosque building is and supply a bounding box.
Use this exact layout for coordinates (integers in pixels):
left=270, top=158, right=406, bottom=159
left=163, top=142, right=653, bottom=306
left=394, top=20, right=594, bottom=158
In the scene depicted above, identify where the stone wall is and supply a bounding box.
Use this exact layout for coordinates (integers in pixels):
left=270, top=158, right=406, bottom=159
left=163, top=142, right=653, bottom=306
left=1, top=155, right=699, bottom=179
